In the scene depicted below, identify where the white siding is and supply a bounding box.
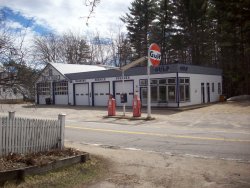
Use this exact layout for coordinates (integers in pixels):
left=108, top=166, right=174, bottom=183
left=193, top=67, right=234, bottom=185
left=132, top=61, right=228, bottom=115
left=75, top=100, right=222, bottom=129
left=179, top=73, right=222, bottom=107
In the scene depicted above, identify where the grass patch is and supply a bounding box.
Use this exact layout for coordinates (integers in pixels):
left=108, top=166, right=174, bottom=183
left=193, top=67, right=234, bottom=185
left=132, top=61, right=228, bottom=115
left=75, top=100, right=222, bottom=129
left=3, top=155, right=108, bottom=188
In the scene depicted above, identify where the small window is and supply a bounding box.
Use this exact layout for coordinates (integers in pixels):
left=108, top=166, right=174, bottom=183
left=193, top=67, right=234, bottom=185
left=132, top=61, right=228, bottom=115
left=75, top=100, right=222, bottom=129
left=151, top=80, right=158, bottom=85
left=159, top=79, right=166, bottom=84
left=168, top=85, right=176, bottom=101
left=139, top=79, right=147, bottom=86
left=179, top=78, right=185, bottom=84
left=167, top=78, right=176, bottom=84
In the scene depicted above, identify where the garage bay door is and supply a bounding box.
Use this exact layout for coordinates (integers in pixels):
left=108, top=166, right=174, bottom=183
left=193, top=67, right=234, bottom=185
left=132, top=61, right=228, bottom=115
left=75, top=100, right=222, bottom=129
left=93, top=82, right=110, bottom=106
left=114, top=81, right=134, bottom=106
left=54, top=81, right=68, bottom=105
left=74, top=83, right=89, bottom=106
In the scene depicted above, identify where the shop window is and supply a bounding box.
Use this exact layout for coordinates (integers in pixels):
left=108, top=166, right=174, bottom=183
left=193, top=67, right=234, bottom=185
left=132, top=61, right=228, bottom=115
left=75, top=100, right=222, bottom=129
left=168, top=85, right=176, bottom=102
left=54, top=81, right=68, bottom=95
left=179, top=78, right=190, bottom=102
left=151, top=86, right=158, bottom=102
left=180, top=85, right=185, bottom=102
left=185, top=85, right=190, bottom=100
left=159, top=86, right=167, bottom=102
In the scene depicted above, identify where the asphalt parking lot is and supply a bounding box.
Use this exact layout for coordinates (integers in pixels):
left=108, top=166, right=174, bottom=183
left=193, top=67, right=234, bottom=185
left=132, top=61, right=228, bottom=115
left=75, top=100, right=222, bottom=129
left=1, top=101, right=249, bottom=131
left=1, top=101, right=250, bottom=161
left=1, top=101, right=250, bottom=187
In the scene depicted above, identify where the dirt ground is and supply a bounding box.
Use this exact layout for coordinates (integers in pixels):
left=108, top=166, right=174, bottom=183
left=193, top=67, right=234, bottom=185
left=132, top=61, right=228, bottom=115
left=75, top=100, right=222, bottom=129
left=65, top=142, right=250, bottom=188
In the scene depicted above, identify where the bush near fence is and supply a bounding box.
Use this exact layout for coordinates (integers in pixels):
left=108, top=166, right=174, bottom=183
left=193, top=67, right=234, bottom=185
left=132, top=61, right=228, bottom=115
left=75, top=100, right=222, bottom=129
left=0, top=113, right=65, bottom=156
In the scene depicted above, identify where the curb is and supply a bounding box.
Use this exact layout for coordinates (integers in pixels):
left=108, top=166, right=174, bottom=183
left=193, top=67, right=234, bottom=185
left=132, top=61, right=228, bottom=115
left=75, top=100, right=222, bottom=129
left=0, top=153, right=89, bottom=185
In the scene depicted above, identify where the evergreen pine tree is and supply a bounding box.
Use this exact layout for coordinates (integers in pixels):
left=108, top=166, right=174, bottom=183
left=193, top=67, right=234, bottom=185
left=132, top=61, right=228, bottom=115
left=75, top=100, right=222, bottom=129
left=121, top=0, right=158, bottom=61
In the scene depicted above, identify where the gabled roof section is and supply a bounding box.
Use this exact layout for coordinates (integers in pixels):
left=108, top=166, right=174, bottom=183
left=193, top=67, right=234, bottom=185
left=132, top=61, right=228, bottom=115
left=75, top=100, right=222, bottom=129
left=50, top=62, right=107, bottom=75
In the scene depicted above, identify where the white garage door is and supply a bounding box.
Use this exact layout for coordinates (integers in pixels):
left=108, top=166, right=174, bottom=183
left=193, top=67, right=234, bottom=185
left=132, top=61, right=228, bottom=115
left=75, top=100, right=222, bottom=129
left=54, top=81, right=68, bottom=105
left=93, top=82, right=110, bottom=106
left=75, top=84, right=89, bottom=106
left=114, top=81, right=134, bottom=106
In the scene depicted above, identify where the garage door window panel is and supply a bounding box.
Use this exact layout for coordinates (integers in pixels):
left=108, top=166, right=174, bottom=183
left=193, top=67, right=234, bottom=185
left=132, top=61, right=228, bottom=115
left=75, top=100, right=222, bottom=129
left=38, top=82, right=51, bottom=95
left=54, top=81, right=68, bottom=95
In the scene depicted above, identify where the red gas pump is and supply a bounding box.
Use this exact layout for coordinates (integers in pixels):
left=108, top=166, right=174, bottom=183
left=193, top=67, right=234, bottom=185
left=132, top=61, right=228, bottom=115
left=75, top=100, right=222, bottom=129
left=133, top=94, right=141, bottom=117
left=108, top=95, right=116, bottom=116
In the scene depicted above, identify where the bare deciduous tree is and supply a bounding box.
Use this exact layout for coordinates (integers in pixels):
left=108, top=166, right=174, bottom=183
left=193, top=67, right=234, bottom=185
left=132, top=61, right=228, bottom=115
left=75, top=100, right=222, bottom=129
left=61, top=31, right=90, bottom=64
left=33, top=31, right=91, bottom=65
left=33, top=33, right=62, bottom=65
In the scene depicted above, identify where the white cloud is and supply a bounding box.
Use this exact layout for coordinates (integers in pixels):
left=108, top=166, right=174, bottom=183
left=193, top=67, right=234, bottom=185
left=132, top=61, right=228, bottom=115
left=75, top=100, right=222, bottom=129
left=1, top=0, right=133, bottom=36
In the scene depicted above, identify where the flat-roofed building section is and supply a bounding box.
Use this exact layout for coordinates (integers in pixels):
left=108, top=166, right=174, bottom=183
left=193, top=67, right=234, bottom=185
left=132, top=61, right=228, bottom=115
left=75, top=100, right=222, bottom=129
left=36, top=63, right=222, bottom=107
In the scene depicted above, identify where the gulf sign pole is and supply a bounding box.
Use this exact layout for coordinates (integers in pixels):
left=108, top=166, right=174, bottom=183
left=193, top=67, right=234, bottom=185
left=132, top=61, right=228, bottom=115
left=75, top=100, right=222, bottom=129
left=147, top=43, right=161, bottom=118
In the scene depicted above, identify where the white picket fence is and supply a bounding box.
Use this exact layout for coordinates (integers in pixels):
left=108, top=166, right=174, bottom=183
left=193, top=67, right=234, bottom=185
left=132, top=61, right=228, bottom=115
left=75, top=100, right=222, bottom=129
left=0, top=112, right=66, bottom=156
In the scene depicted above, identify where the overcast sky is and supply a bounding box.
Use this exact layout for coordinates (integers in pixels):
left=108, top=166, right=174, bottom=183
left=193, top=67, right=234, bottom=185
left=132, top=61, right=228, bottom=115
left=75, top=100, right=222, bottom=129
left=0, top=0, right=133, bottom=37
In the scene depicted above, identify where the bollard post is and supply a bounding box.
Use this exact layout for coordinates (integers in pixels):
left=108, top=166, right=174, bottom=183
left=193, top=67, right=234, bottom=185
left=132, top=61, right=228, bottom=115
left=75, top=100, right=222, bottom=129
left=8, top=111, right=15, bottom=119
left=58, top=114, right=66, bottom=150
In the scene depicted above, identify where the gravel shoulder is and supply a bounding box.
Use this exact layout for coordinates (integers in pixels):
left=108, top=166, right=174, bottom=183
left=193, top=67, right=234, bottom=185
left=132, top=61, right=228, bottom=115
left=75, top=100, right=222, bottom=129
left=68, top=142, right=250, bottom=188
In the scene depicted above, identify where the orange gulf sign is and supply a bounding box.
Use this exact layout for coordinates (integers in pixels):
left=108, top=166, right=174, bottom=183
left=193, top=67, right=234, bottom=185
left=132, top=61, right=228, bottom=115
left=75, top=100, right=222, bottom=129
left=148, top=43, right=161, bottom=67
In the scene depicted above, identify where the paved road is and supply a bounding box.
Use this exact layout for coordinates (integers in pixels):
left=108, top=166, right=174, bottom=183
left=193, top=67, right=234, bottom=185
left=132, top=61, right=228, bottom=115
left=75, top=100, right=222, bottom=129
left=65, top=114, right=250, bottom=161
left=1, top=102, right=250, bottom=162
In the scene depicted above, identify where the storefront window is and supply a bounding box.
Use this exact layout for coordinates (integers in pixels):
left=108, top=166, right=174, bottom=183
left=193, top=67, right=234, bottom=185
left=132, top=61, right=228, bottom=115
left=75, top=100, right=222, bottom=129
left=168, top=85, right=176, bottom=102
left=179, top=85, right=185, bottom=101
left=141, top=78, right=176, bottom=104
left=159, top=86, right=167, bottom=102
left=185, top=85, right=190, bottom=100
left=179, top=78, right=190, bottom=102
left=151, top=86, right=158, bottom=102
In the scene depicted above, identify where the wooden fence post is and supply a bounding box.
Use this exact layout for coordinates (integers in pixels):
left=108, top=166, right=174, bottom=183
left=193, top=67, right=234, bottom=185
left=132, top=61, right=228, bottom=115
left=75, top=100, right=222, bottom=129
left=8, top=111, right=15, bottom=119
left=58, top=114, right=66, bottom=150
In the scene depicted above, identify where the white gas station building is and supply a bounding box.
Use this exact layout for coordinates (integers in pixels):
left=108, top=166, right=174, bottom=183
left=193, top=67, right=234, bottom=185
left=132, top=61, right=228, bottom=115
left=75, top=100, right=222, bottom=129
left=35, top=62, right=222, bottom=108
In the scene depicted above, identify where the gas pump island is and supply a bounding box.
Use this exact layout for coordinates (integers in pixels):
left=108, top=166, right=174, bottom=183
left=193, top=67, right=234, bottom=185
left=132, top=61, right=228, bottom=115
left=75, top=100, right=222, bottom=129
left=107, top=43, right=161, bottom=118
